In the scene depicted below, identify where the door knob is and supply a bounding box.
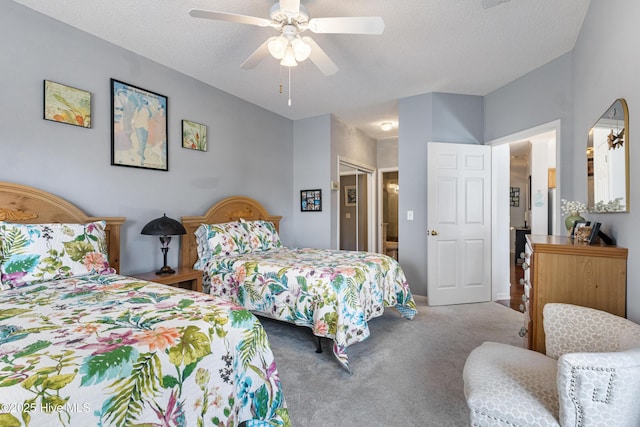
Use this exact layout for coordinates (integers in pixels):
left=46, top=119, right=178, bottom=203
left=430, top=230, right=438, bottom=236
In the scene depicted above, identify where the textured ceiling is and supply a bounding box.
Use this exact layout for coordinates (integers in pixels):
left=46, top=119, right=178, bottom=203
left=12, top=0, right=590, bottom=140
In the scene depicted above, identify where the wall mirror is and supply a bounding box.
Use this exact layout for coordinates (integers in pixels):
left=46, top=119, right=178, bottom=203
left=587, top=98, right=629, bottom=212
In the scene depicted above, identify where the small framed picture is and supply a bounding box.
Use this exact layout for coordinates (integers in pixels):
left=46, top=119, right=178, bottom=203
left=43, top=80, right=91, bottom=128
left=571, top=220, right=590, bottom=239
left=344, top=185, right=357, bottom=206
left=510, top=187, right=520, bottom=207
left=588, top=222, right=601, bottom=245
left=182, top=119, right=207, bottom=151
left=300, top=189, right=322, bottom=212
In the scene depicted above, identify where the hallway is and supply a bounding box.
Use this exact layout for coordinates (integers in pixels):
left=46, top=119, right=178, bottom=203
left=497, top=255, right=525, bottom=312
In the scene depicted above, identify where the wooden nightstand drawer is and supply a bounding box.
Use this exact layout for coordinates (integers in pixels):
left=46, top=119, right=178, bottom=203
left=131, top=267, right=203, bottom=293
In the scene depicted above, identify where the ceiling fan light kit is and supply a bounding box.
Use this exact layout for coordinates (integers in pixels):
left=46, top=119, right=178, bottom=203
left=190, top=0, right=384, bottom=104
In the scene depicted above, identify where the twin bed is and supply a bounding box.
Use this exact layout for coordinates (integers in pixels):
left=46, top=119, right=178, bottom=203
left=181, top=196, right=418, bottom=372
left=0, top=182, right=417, bottom=426
left=0, top=183, right=288, bottom=426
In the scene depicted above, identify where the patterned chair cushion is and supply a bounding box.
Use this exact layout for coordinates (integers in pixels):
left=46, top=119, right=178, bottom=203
left=0, top=221, right=113, bottom=288
left=544, top=303, right=640, bottom=358
left=463, top=341, right=560, bottom=427
left=557, top=347, right=640, bottom=426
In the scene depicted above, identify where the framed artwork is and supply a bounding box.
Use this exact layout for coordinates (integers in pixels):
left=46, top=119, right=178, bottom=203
left=111, top=78, right=168, bottom=171
left=510, top=187, right=520, bottom=207
left=300, top=189, right=322, bottom=212
left=43, top=80, right=91, bottom=128
left=182, top=119, right=207, bottom=151
left=344, top=185, right=357, bottom=206
left=571, top=220, right=590, bottom=239
left=588, top=222, right=601, bottom=244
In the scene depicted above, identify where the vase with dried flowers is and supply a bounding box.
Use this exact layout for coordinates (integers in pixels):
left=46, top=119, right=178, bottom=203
left=561, top=199, right=587, bottom=234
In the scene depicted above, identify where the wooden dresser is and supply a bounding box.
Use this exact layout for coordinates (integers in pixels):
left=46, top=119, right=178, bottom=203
left=520, top=234, right=627, bottom=354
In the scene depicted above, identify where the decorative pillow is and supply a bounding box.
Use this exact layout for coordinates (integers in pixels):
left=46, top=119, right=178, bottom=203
left=243, top=220, right=282, bottom=251
left=193, top=221, right=251, bottom=269
left=0, top=221, right=114, bottom=289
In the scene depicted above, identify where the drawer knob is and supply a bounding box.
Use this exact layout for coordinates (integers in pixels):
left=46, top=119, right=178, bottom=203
left=521, top=262, right=529, bottom=270
left=521, top=294, right=529, bottom=303
left=519, top=278, right=525, bottom=285
left=519, top=251, right=525, bottom=259
left=518, top=327, right=528, bottom=337
left=519, top=304, right=525, bottom=313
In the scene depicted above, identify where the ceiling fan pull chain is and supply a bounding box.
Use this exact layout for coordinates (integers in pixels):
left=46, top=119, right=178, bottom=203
left=288, top=66, right=292, bottom=106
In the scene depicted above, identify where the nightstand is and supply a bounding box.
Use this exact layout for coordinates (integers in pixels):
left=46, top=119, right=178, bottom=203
left=131, top=267, right=203, bottom=293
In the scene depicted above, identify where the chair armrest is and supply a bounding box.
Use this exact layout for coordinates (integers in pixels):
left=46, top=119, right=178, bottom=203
left=557, top=347, right=640, bottom=426
left=543, top=303, right=640, bottom=359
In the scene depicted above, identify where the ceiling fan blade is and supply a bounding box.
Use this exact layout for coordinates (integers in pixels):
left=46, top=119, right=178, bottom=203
left=189, top=9, right=272, bottom=27
left=240, top=39, right=272, bottom=69
left=303, top=37, right=338, bottom=76
left=308, top=16, right=385, bottom=34
left=279, top=0, right=300, bottom=15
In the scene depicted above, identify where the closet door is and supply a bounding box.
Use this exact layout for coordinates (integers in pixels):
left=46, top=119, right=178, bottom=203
left=339, top=164, right=369, bottom=251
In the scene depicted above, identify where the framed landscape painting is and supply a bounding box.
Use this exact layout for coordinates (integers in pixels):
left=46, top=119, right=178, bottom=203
left=43, top=80, right=91, bottom=128
left=111, top=78, right=168, bottom=171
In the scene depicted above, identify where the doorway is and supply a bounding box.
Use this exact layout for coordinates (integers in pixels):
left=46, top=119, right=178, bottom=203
left=380, top=169, right=399, bottom=260
left=489, top=120, right=560, bottom=304
left=338, top=160, right=375, bottom=251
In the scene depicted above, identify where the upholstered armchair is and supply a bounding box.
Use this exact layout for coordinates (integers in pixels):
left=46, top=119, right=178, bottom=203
left=463, top=303, right=640, bottom=426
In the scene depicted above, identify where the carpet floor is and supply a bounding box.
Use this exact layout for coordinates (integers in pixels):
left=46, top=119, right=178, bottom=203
left=259, top=296, right=524, bottom=426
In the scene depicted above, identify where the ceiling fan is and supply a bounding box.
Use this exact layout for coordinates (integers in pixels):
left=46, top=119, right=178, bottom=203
left=189, top=0, right=385, bottom=76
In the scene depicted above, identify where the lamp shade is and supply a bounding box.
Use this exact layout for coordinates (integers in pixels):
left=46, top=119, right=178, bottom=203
left=141, top=214, right=186, bottom=236
left=280, top=45, right=298, bottom=67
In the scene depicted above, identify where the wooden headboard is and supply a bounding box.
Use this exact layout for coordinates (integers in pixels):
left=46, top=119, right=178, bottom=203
left=180, top=196, right=282, bottom=269
left=0, top=182, right=126, bottom=273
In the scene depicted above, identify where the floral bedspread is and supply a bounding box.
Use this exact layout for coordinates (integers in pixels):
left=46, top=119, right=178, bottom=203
left=0, top=274, right=289, bottom=427
left=204, top=248, right=418, bottom=371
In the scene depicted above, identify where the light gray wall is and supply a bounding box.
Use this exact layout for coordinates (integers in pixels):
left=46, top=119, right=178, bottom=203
left=485, top=53, right=574, bottom=202
left=377, top=138, right=399, bottom=169
left=0, top=2, right=293, bottom=275
left=484, top=0, right=640, bottom=322
left=571, top=0, right=640, bottom=323
left=398, top=93, right=484, bottom=296
left=292, top=115, right=332, bottom=248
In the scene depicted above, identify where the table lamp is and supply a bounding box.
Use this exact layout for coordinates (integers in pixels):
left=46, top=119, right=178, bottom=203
left=141, top=214, right=186, bottom=274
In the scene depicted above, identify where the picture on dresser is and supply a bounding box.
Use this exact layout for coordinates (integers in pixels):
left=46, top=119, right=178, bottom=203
left=570, top=220, right=590, bottom=239
left=588, top=222, right=601, bottom=244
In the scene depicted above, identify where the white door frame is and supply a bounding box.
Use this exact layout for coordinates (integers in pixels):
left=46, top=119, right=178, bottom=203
left=337, top=157, right=376, bottom=252
left=487, top=119, right=561, bottom=301
left=378, top=167, right=399, bottom=253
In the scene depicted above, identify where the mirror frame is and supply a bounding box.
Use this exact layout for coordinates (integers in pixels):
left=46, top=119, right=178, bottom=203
left=587, top=98, right=629, bottom=213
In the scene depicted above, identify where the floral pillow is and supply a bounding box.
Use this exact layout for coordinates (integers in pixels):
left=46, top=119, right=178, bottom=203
left=0, top=221, right=114, bottom=289
left=243, top=220, right=282, bottom=252
left=193, top=221, right=251, bottom=269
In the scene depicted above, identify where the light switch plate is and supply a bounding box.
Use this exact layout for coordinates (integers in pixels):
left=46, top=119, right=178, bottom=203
left=407, top=210, right=414, bottom=221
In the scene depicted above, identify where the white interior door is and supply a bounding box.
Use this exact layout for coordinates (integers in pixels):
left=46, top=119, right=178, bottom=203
left=427, top=142, right=492, bottom=306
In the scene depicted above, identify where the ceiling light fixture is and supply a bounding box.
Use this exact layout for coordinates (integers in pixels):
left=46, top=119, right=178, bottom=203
left=380, top=122, right=394, bottom=132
